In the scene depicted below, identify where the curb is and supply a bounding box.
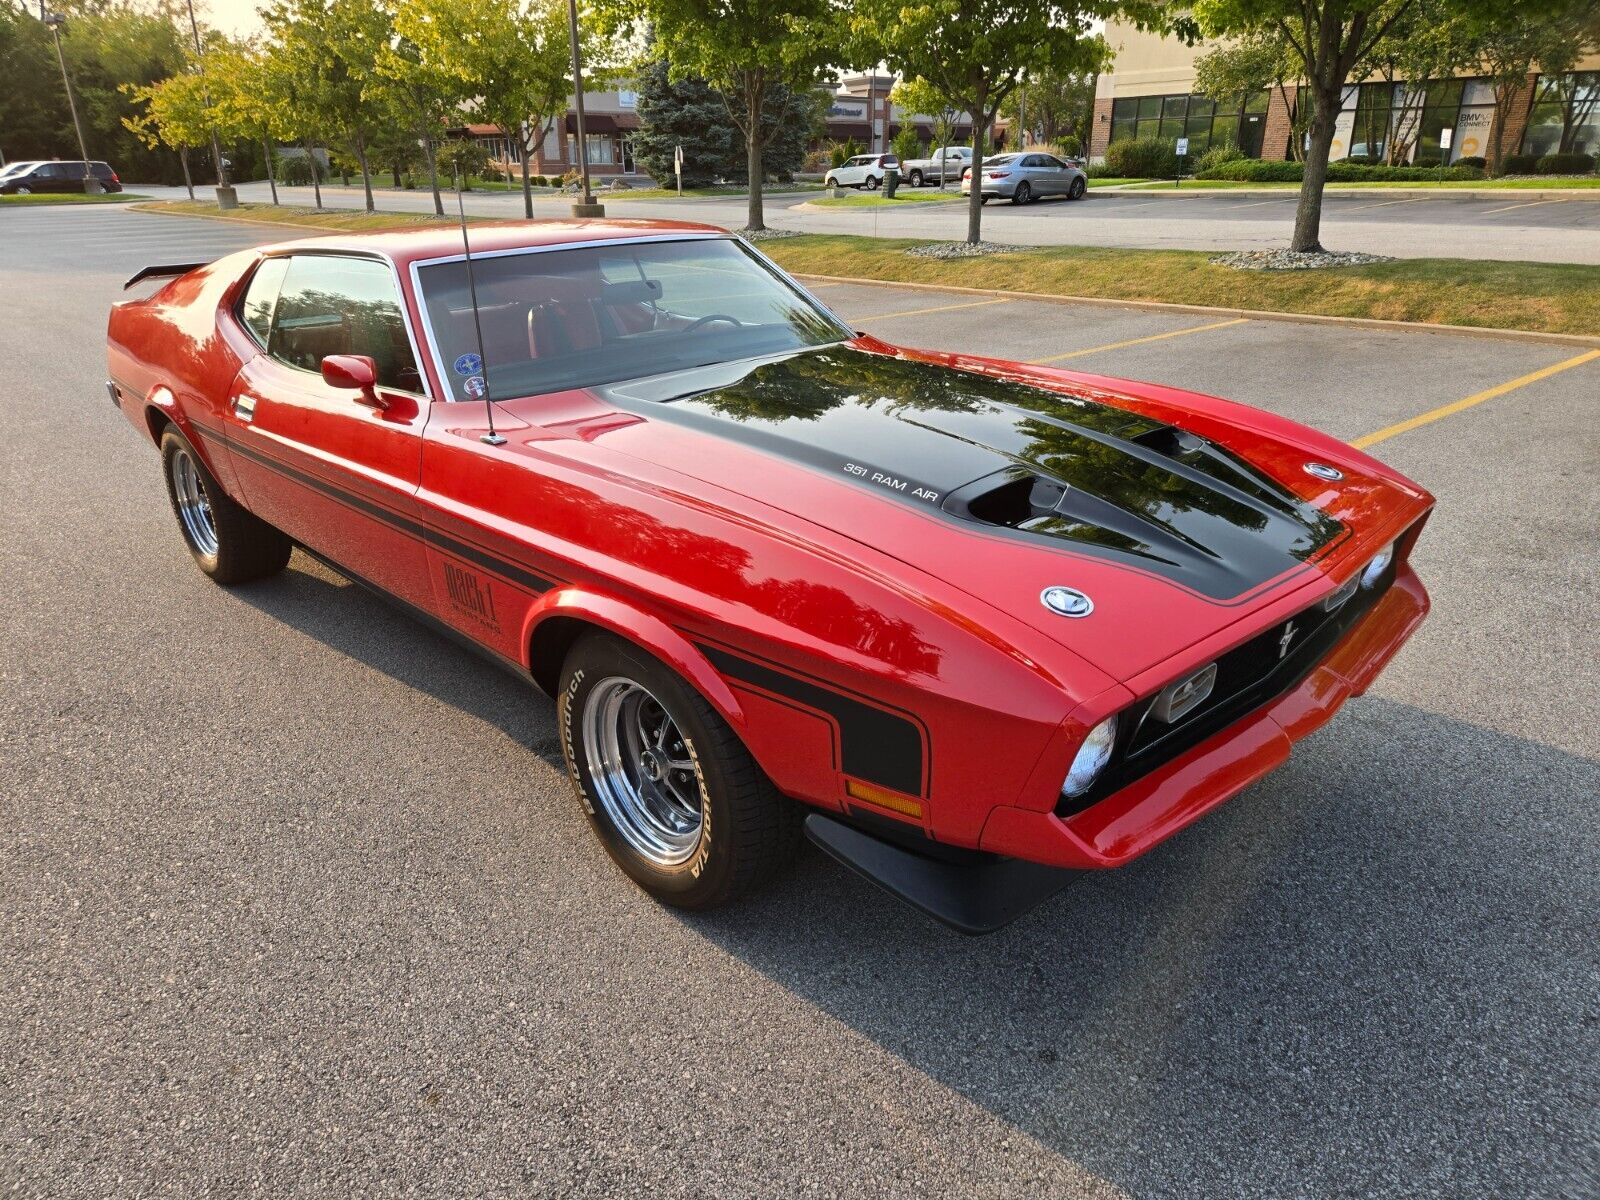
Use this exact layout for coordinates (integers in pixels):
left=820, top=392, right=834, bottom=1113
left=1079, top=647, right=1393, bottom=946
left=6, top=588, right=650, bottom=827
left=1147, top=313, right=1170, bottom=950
left=1104, top=185, right=1600, bottom=202
left=124, top=203, right=1598, bottom=349
left=794, top=197, right=967, bottom=213
left=791, top=272, right=1600, bottom=349
left=127, top=202, right=470, bottom=234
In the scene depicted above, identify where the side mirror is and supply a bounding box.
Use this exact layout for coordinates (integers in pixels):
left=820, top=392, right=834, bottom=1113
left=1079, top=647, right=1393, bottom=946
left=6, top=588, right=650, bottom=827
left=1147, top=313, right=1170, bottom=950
left=320, top=354, right=385, bottom=408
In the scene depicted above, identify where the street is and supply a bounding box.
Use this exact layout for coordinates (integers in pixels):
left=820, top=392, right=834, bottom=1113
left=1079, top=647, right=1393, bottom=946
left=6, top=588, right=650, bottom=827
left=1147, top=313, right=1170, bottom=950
left=131, top=179, right=1600, bottom=265
left=2, top=204, right=1597, bottom=1198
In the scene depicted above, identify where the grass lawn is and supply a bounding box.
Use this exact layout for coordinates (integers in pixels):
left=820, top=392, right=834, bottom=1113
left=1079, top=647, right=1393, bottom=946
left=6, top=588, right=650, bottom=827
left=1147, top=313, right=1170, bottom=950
left=132, top=200, right=470, bottom=231
left=1, top=192, right=149, bottom=206
left=761, top=234, right=1600, bottom=337
left=604, top=184, right=821, bottom=200
left=129, top=204, right=1600, bottom=337
left=1122, top=177, right=1600, bottom=191
left=1085, top=177, right=1148, bottom=187
left=808, top=190, right=965, bottom=207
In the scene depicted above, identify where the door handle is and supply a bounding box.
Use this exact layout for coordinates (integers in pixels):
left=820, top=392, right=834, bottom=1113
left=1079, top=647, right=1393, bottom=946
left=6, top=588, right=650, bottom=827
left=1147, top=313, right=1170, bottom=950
left=233, top=394, right=258, bottom=422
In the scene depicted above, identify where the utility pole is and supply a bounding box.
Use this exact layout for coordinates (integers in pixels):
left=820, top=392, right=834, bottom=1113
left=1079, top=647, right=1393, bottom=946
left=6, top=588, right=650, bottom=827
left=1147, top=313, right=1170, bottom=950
left=183, top=0, right=235, bottom=207
left=42, top=11, right=100, bottom=194
left=566, top=0, right=603, bottom=217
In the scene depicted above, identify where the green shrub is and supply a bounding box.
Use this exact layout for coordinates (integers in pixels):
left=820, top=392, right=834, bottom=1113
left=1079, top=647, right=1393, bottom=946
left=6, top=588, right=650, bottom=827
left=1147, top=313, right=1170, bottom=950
left=532, top=174, right=547, bottom=188
left=1196, top=158, right=1485, bottom=183
left=1536, top=151, right=1596, bottom=175
left=1054, top=134, right=1083, bottom=157
left=273, top=152, right=324, bottom=185
left=1105, top=135, right=1179, bottom=178
left=1500, top=153, right=1540, bottom=175
left=1455, top=156, right=1486, bottom=169
left=1083, top=161, right=1118, bottom=178
left=1197, top=158, right=1303, bottom=181
left=1194, top=143, right=1245, bottom=174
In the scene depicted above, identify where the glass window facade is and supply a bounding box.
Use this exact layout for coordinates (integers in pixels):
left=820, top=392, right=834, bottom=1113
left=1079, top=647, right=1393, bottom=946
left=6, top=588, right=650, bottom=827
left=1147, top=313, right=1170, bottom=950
left=1109, top=91, right=1270, bottom=156
left=1333, top=78, right=1489, bottom=163
left=1523, top=72, right=1600, bottom=158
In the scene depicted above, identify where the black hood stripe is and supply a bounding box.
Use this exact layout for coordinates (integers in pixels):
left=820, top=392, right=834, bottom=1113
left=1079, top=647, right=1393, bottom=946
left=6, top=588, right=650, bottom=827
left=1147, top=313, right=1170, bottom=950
left=604, top=347, right=1347, bottom=604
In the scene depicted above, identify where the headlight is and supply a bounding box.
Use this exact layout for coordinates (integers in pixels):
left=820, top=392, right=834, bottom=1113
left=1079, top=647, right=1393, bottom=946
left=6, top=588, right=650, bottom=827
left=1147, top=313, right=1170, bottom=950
left=1361, top=543, right=1394, bottom=588
left=1062, top=714, right=1118, bottom=798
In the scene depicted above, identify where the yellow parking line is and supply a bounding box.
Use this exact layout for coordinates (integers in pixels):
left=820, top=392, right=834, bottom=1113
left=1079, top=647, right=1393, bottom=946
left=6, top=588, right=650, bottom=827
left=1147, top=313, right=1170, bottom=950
left=1479, top=198, right=1568, bottom=216
left=1351, top=349, right=1600, bottom=449
left=850, top=297, right=1012, bottom=322
left=1343, top=196, right=1429, bottom=212
left=1029, top=318, right=1248, bottom=364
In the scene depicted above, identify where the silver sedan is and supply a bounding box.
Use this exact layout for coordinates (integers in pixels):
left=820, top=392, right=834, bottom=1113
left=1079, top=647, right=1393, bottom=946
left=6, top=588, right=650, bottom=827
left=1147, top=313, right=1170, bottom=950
left=961, top=152, right=1088, bottom=205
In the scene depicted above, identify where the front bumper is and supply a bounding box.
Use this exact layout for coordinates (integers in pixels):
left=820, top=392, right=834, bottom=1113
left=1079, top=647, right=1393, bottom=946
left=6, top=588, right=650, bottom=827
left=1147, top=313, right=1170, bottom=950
left=977, top=564, right=1430, bottom=870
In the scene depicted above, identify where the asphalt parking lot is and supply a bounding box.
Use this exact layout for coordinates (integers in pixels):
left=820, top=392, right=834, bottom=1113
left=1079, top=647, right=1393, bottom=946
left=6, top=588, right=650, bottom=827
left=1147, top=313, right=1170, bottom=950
left=135, top=179, right=1600, bottom=264
left=2, top=205, right=1597, bottom=1198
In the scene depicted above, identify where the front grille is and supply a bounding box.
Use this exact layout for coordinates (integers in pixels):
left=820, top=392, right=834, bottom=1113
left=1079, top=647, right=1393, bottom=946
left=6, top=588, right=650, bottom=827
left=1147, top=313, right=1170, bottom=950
left=1057, top=554, right=1397, bottom=817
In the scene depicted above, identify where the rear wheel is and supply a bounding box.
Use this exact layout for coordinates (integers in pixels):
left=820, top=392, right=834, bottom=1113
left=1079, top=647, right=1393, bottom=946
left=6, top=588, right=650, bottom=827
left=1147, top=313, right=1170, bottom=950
left=160, top=428, right=291, bottom=584
left=1011, top=181, right=1032, bottom=205
left=864, top=175, right=880, bottom=190
left=558, top=633, right=801, bottom=909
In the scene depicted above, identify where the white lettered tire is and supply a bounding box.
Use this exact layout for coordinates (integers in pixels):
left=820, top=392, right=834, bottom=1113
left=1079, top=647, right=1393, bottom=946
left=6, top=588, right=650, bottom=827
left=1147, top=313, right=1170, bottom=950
left=558, top=633, right=801, bottom=909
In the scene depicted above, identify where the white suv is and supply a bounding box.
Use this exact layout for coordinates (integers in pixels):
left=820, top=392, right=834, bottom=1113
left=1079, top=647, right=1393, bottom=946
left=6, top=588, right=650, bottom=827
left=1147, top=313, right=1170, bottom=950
left=825, top=154, right=899, bottom=190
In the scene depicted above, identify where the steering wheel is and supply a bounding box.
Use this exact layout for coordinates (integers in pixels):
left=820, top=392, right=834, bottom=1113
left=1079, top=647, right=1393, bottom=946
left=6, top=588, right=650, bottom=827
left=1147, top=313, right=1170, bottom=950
left=683, top=313, right=743, bottom=334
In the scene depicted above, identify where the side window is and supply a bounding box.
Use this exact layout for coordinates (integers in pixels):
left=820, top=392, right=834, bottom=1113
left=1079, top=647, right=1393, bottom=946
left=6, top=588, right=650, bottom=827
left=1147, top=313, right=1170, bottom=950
left=268, top=255, right=423, bottom=393
left=239, top=257, right=289, bottom=348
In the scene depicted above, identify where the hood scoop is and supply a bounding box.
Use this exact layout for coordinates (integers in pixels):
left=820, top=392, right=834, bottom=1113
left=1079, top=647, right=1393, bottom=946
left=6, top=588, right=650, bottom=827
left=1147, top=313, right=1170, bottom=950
left=937, top=402, right=1347, bottom=601
left=603, top=346, right=1347, bottom=602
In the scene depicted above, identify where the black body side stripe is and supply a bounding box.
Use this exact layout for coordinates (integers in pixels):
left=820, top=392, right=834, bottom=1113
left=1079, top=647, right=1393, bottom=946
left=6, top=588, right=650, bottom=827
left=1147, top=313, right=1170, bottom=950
left=219, top=433, right=557, bottom=594
left=697, top=642, right=927, bottom=798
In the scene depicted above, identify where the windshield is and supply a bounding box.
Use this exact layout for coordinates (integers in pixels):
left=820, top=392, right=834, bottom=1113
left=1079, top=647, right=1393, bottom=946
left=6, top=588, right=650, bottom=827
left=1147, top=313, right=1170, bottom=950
left=415, top=237, right=850, bottom=402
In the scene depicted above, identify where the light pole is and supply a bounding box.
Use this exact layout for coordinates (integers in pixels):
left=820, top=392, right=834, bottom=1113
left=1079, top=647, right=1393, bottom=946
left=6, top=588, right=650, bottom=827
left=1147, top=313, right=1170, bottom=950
left=565, top=0, right=603, bottom=217
left=42, top=12, right=101, bottom=194
left=182, top=0, right=236, bottom=207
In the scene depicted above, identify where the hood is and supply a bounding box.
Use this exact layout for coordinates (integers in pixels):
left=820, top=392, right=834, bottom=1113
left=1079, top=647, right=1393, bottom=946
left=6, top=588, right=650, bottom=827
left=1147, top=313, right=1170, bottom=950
left=603, top=346, right=1349, bottom=605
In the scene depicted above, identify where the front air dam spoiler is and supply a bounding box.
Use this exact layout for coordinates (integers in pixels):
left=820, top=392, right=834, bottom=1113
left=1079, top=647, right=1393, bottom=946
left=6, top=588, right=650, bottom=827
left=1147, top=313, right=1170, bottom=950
left=804, top=814, right=1076, bottom=935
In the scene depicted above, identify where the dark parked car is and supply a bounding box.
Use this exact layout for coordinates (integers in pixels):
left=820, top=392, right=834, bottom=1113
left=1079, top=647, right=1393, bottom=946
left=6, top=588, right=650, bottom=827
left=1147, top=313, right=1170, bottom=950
left=0, top=160, right=122, bottom=195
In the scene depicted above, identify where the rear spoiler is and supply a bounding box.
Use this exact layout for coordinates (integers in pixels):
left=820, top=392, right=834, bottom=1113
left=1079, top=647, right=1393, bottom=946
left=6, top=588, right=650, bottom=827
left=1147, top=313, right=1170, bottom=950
left=123, top=261, right=211, bottom=290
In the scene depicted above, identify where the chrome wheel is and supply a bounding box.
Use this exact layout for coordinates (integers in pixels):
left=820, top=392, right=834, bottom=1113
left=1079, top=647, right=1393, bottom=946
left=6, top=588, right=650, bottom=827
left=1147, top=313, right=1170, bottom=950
left=581, top=677, right=704, bottom=866
left=169, top=448, right=218, bottom=556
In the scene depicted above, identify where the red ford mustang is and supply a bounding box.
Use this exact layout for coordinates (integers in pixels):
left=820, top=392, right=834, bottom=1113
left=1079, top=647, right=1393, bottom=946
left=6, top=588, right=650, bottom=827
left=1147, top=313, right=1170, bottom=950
left=107, top=219, right=1432, bottom=932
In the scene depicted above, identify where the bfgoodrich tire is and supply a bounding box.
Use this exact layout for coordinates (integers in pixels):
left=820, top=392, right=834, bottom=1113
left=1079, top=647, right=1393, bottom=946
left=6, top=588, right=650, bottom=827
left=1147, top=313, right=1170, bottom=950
left=160, top=428, right=291, bottom=584
left=558, top=633, right=801, bottom=910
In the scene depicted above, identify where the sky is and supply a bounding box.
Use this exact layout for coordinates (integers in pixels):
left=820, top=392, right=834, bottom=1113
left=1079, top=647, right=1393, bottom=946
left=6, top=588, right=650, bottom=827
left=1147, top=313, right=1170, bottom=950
left=199, top=0, right=263, bottom=38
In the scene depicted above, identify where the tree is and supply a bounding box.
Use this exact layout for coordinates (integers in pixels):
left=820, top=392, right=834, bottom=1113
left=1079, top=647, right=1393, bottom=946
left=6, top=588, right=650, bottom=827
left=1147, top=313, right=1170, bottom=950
left=395, top=0, right=573, bottom=218
left=997, top=50, right=1108, bottom=150
left=123, top=60, right=216, bottom=200
left=1195, top=0, right=1431, bottom=250
left=261, top=0, right=396, bottom=212
left=631, top=55, right=741, bottom=186
left=890, top=76, right=965, bottom=188
left=1352, top=1, right=1479, bottom=163
left=892, top=121, right=923, bottom=163
left=374, top=16, right=466, bottom=217
left=621, top=0, right=842, bottom=230
left=854, top=0, right=1169, bottom=244
left=1458, top=1, right=1594, bottom=175
left=206, top=39, right=293, bottom=203
left=1194, top=28, right=1308, bottom=158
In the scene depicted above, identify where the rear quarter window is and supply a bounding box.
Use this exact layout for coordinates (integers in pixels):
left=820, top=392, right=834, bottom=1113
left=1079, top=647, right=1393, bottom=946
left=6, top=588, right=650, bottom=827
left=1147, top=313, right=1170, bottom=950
left=239, top=258, right=290, bottom=347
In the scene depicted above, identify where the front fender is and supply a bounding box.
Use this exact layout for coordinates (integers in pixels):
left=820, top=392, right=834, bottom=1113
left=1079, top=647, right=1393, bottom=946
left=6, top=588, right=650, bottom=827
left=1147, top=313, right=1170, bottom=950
left=521, top=585, right=747, bottom=732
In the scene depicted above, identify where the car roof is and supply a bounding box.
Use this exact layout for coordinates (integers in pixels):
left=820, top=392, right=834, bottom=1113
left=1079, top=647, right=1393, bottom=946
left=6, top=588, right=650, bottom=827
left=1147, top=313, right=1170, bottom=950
left=255, top=218, right=733, bottom=269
